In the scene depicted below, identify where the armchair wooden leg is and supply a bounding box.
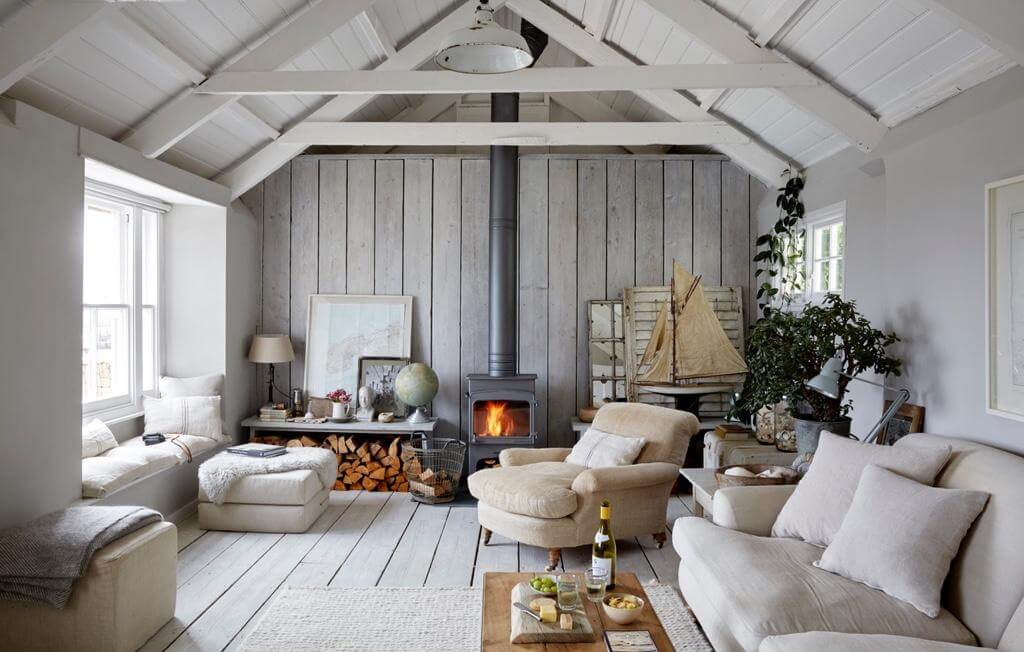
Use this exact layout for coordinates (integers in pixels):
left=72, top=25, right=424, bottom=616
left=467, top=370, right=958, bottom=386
left=546, top=548, right=561, bottom=572
left=653, top=531, right=667, bottom=549
left=482, top=527, right=492, bottom=545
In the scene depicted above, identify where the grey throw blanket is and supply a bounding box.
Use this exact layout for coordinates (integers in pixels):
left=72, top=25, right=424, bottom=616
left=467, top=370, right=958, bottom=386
left=0, top=506, right=161, bottom=608
left=199, top=448, right=337, bottom=505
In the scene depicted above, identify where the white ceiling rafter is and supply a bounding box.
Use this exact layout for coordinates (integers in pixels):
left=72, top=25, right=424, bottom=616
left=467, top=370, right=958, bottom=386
left=121, top=0, right=376, bottom=159
left=548, top=92, right=666, bottom=155
left=0, top=0, right=109, bottom=96
left=914, top=0, right=1024, bottom=68
left=355, top=9, right=397, bottom=61
left=643, top=0, right=887, bottom=152
left=281, top=121, right=747, bottom=146
left=584, top=0, right=618, bottom=41
left=505, top=0, right=792, bottom=184
left=196, top=63, right=818, bottom=95
left=216, top=0, right=508, bottom=199
left=750, top=0, right=819, bottom=48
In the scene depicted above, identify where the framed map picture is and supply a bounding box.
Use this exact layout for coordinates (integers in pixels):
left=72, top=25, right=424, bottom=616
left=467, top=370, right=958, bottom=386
left=304, top=295, right=412, bottom=400
left=986, top=174, right=1024, bottom=420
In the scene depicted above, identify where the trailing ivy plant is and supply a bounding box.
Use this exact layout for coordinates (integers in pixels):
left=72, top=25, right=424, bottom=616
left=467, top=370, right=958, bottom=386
left=754, top=171, right=806, bottom=317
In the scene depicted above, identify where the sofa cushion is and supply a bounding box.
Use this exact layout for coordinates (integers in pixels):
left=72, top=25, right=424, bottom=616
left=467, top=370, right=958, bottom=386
left=468, top=462, right=586, bottom=518
left=674, top=517, right=975, bottom=651
left=198, top=468, right=323, bottom=506
left=81, top=457, right=148, bottom=498
left=772, top=432, right=951, bottom=547
left=760, top=632, right=995, bottom=652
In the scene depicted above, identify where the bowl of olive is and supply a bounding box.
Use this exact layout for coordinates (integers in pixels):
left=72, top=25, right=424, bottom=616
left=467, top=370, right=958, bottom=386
left=526, top=574, right=557, bottom=595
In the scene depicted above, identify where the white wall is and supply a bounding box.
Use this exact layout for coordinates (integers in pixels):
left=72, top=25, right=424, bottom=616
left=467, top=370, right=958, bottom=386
left=225, top=200, right=260, bottom=438
left=0, top=102, right=84, bottom=527
left=756, top=67, right=1024, bottom=453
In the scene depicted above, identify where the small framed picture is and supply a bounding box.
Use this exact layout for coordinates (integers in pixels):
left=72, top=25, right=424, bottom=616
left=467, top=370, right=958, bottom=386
left=357, top=356, right=410, bottom=417
left=604, top=630, right=657, bottom=652
left=879, top=401, right=925, bottom=445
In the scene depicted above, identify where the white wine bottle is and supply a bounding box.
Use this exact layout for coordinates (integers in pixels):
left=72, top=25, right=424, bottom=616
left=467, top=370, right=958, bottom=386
left=591, top=499, right=616, bottom=590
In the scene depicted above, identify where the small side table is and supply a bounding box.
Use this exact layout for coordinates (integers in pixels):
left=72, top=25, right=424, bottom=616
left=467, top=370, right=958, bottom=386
left=703, top=431, right=797, bottom=468
left=679, top=467, right=717, bottom=518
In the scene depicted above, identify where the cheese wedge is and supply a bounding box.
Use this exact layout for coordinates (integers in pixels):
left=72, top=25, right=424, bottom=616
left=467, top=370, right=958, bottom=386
left=559, top=613, right=573, bottom=630
left=539, top=604, right=557, bottom=623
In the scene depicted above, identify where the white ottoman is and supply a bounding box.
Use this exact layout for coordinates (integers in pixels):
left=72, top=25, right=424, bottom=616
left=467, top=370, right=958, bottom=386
left=198, top=469, right=331, bottom=533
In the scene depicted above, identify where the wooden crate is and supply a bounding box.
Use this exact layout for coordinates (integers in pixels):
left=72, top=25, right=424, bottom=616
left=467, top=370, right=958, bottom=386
left=623, top=285, right=745, bottom=417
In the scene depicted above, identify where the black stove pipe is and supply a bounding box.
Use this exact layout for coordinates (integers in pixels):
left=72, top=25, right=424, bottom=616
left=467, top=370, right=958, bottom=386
left=487, top=92, right=519, bottom=377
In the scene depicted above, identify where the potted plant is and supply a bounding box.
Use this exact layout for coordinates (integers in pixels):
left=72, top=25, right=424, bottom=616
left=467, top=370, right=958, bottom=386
left=737, top=295, right=902, bottom=454
left=326, top=388, right=352, bottom=420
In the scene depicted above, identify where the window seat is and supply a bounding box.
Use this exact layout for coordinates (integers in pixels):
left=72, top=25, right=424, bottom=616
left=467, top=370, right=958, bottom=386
left=79, top=435, right=228, bottom=520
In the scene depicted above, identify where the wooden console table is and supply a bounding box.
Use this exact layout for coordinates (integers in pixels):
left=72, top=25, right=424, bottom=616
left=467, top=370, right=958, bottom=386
left=241, top=416, right=439, bottom=440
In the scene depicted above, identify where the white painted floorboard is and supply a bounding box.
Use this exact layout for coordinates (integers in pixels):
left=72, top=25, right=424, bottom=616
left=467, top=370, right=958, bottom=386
left=155, top=490, right=695, bottom=651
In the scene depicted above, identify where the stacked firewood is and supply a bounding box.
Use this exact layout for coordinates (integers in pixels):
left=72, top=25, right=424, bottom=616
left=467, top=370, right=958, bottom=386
left=254, top=434, right=409, bottom=492
left=401, top=448, right=456, bottom=499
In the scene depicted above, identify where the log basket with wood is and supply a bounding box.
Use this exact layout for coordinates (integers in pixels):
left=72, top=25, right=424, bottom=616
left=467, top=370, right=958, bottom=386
left=401, top=438, right=466, bottom=504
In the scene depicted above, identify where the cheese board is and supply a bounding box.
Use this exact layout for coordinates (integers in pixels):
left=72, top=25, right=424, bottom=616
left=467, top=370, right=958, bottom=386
left=509, top=582, right=596, bottom=644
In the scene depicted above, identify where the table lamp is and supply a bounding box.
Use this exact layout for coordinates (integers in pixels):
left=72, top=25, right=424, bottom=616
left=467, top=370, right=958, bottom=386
left=248, top=334, right=294, bottom=406
left=805, top=356, right=910, bottom=445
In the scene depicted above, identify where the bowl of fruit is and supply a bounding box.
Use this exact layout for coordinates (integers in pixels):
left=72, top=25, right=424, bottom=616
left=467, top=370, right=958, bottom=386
left=602, top=593, right=645, bottom=625
left=527, top=574, right=557, bottom=595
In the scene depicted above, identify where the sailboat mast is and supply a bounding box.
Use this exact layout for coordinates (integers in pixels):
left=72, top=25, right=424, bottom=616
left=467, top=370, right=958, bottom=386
left=670, top=268, right=677, bottom=385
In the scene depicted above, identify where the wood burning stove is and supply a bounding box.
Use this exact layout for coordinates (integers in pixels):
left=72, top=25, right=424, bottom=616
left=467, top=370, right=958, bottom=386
left=466, top=374, right=537, bottom=471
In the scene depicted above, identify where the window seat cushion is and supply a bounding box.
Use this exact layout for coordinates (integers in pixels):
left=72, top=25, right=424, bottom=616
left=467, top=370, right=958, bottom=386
left=82, top=435, right=220, bottom=498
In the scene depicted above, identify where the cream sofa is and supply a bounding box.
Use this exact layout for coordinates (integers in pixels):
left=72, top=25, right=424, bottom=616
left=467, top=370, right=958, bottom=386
left=0, top=520, right=177, bottom=651
left=469, top=402, right=699, bottom=571
left=673, top=434, right=1024, bottom=652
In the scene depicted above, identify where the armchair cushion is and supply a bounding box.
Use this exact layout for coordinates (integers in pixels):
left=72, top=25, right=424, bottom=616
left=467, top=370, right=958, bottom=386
left=499, top=447, right=572, bottom=467
left=571, top=462, right=678, bottom=494
left=565, top=428, right=645, bottom=468
left=590, top=402, right=699, bottom=466
left=468, top=461, right=587, bottom=518
left=712, top=484, right=797, bottom=536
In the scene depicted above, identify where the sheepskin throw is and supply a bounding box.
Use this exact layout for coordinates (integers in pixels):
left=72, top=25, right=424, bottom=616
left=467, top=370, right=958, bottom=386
left=198, top=448, right=337, bottom=504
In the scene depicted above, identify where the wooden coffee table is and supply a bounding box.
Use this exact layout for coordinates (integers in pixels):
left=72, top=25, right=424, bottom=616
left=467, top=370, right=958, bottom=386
left=481, top=572, right=672, bottom=651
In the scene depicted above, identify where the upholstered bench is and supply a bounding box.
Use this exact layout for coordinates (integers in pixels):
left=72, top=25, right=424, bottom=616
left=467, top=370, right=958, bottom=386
left=198, top=469, right=330, bottom=533
left=0, top=520, right=176, bottom=652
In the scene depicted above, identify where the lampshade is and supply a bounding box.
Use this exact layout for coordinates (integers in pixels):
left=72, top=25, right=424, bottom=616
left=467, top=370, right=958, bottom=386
left=805, top=356, right=843, bottom=398
left=248, top=334, right=294, bottom=364
left=434, top=2, right=533, bottom=73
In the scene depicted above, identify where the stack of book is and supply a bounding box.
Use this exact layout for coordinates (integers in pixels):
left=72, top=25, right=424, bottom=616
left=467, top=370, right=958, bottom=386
left=713, top=423, right=753, bottom=441
left=258, top=405, right=291, bottom=421
left=227, top=443, right=287, bottom=458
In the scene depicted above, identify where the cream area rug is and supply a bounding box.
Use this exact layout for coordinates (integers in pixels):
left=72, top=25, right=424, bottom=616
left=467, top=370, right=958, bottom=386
left=241, top=583, right=711, bottom=651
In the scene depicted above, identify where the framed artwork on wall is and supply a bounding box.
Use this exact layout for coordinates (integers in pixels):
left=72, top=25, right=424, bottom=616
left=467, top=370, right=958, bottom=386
left=879, top=401, right=925, bottom=446
left=357, top=356, right=410, bottom=417
left=304, top=294, right=412, bottom=400
left=986, top=174, right=1024, bottom=421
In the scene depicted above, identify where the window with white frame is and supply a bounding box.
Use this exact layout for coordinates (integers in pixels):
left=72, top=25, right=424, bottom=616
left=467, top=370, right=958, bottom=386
left=82, top=182, right=164, bottom=417
left=775, top=202, right=845, bottom=304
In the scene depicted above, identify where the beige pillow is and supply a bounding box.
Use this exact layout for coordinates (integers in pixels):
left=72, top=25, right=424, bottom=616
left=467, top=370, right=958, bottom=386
left=159, top=373, right=224, bottom=398
left=815, top=465, right=988, bottom=617
left=143, top=395, right=225, bottom=442
left=772, top=432, right=951, bottom=546
left=82, top=418, right=118, bottom=459
left=565, top=428, right=645, bottom=468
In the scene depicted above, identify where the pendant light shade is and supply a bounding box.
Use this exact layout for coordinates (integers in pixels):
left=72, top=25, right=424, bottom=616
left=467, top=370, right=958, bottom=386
left=434, top=1, right=534, bottom=74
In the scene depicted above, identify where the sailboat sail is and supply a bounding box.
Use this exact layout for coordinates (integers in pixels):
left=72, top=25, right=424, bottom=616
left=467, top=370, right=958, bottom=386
left=638, top=261, right=747, bottom=384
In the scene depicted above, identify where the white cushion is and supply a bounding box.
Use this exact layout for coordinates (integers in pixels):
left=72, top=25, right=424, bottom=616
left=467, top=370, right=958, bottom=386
left=82, top=418, right=118, bottom=459
left=143, top=395, right=225, bottom=442
left=100, top=443, right=181, bottom=477
left=815, top=465, right=989, bottom=618
left=81, top=456, right=147, bottom=498
left=673, top=517, right=975, bottom=651
left=118, top=434, right=219, bottom=463
left=760, top=632, right=996, bottom=652
left=198, top=488, right=329, bottom=533
left=565, top=427, right=645, bottom=468
left=159, top=373, right=224, bottom=398
left=198, top=469, right=323, bottom=506
left=772, top=432, right=951, bottom=546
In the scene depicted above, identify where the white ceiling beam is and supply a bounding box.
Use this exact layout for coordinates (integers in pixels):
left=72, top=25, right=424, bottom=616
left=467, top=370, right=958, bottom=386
left=280, top=121, right=747, bottom=146
left=355, top=9, right=397, bottom=60
left=0, top=0, right=109, bottom=95
left=643, top=0, right=886, bottom=152
left=915, top=0, right=1024, bottom=67
left=360, top=94, right=461, bottom=154
left=548, top=92, right=666, bottom=154
left=197, top=63, right=816, bottom=95
left=121, top=0, right=375, bottom=158
left=506, top=0, right=790, bottom=184
left=216, top=0, right=506, bottom=199
left=750, top=0, right=818, bottom=48
left=584, top=0, right=618, bottom=41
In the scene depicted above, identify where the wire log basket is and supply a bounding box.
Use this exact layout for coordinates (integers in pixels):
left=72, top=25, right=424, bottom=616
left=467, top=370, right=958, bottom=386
left=401, top=437, right=467, bottom=504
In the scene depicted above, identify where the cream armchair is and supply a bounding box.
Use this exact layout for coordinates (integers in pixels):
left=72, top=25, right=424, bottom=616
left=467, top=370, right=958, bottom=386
left=468, top=402, right=698, bottom=571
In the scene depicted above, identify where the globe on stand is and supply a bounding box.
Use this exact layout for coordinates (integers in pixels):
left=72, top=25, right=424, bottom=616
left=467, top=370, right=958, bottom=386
left=395, top=363, right=439, bottom=423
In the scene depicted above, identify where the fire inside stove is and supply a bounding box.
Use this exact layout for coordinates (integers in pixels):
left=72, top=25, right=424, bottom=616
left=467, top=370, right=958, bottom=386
left=473, top=400, right=531, bottom=437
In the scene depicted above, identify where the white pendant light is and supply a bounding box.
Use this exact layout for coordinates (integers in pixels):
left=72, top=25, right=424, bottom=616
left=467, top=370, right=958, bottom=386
left=435, top=1, right=534, bottom=74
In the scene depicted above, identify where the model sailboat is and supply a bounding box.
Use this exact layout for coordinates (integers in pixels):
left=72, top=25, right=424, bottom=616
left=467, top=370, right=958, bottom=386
left=638, top=261, right=748, bottom=385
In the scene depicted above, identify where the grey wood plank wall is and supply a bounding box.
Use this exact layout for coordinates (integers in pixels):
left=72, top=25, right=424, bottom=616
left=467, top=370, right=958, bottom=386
left=242, top=155, right=763, bottom=447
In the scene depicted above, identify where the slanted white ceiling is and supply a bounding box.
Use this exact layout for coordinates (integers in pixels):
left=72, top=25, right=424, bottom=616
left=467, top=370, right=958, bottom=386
left=0, top=0, right=1016, bottom=196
